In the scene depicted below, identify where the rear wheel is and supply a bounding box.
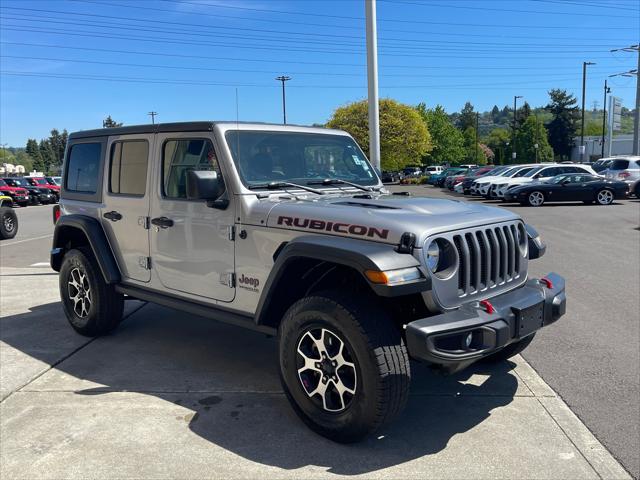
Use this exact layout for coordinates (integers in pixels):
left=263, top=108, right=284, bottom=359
left=278, top=292, right=410, bottom=443
left=527, top=191, right=545, bottom=207
left=0, top=207, right=18, bottom=239
left=634, top=182, right=640, bottom=198
left=596, top=189, right=614, bottom=205
left=59, top=248, right=124, bottom=336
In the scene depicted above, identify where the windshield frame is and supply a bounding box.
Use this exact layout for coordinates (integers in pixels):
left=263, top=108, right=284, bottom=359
left=223, top=128, right=381, bottom=191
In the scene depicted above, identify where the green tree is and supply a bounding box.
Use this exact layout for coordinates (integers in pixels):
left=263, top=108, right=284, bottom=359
left=415, top=104, right=465, bottom=165
left=327, top=99, right=432, bottom=171
left=484, top=128, right=511, bottom=164
left=462, top=126, right=487, bottom=165
left=25, top=139, right=44, bottom=172
left=38, top=140, right=56, bottom=172
left=457, top=102, right=476, bottom=131
left=13, top=151, right=34, bottom=172
left=584, top=121, right=604, bottom=136
left=516, top=115, right=554, bottom=163
left=103, top=115, right=123, bottom=128
left=545, top=89, right=579, bottom=160
left=48, top=129, right=68, bottom=166
left=517, top=102, right=532, bottom=128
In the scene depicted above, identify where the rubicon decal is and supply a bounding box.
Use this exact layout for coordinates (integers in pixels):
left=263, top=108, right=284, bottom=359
left=277, top=216, right=389, bottom=240
left=238, top=274, right=260, bottom=293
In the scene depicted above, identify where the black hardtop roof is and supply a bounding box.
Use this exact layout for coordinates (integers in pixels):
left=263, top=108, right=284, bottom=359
left=68, top=121, right=322, bottom=140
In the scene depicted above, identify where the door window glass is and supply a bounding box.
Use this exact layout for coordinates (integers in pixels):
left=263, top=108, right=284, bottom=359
left=66, top=143, right=102, bottom=193
left=162, top=139, right=222, bottom=199
left=109, top=140, right=149, bottom=196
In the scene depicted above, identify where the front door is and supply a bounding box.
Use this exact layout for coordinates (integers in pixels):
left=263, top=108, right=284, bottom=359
left=149, top=133, right=235, bottom=302
left=101, top=135, right=152, bottom=283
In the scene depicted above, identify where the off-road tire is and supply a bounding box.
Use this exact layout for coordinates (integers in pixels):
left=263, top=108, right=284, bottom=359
left=0, top=207, right=18, bottom=239
left=59, top=247, right=124, bottom=336
left=278, top=292, right=410, bottom=443
left=482, top=333, right=536, bottom=363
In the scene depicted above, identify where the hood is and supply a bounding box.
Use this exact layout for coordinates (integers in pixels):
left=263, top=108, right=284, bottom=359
left=254, top=193, right=520, bottom=246
left=502, top=177, right=534, bottom=186
left=474, top=175, right=508, bottom=184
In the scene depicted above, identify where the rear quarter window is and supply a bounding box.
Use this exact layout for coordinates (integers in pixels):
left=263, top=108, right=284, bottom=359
left=610, top=160, right=629, bottom=170
left=66, top=143, right=102, bottom=193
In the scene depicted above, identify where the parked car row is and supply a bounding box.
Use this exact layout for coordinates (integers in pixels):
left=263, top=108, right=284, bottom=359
left=382, top=164, right=479, bottom=184
left=0, top=176, right=61, bottom=207
left=429, top=161, right=634, bottom=207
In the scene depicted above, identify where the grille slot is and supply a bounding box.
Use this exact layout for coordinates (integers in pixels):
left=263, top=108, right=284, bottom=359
left=428, top=221, right=526, bottom=304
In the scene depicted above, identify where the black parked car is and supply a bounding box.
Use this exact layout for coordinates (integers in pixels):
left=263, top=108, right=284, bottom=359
left=504, top=173, right=628, bottom=206
left=2, top=178, right=55, bottom=205
left=381, top=171, right=401, bottom=183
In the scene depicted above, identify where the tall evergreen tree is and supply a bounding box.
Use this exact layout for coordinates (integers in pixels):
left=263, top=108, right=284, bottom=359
left=457, top=102, right=476, bottom=131
left=25, top=139, right=45, bottom=172
left=545, top=89, right=579, bottom=160
left=103, top=115, right=123, bottom=128
left=516, top=115, right=554, bottom=162
left=38, top=140, right=56, bottom=172
left=48, top=129, right=68, bottom=166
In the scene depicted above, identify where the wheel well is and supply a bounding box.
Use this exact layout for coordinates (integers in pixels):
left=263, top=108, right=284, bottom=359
left=56, top=225, right=90, bottom=251
left=258, top=258, right=429, bottom=330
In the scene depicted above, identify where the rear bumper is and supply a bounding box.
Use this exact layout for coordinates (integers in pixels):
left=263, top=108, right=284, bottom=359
left=406, top=272, right=566, bottom=373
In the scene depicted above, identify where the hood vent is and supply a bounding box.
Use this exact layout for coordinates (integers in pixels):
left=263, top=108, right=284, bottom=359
left=332, top=201, right=398, bottom=210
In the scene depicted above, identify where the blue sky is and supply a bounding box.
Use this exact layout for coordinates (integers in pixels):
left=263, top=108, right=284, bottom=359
left=1, top=0, right=638, bottom=147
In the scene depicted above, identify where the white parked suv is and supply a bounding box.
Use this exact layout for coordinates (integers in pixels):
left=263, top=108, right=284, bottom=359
left=424, top=165, right=444, bottom=175
left=604, top=156, right=640, bottom=187
left=472, top=165, right=537, bottom=197
left=496, top=164, right=597, bottom=200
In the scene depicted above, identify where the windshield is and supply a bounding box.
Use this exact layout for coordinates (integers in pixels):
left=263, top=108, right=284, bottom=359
left=33, top=178, right=47, bottom=185
left=5, top=178, right=28, bottom=187
left=513, top=167, right=534, bottom=177
left=225, top=131, right=378, bottom=188
left=0, top=179, right=6, bottom=187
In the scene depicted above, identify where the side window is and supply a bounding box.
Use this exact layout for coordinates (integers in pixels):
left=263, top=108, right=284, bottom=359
left=66, top=143, right=102, bottom=193
left=109, top=140, right=149, bottom=196
left=162, top=138, right=222, bottom=199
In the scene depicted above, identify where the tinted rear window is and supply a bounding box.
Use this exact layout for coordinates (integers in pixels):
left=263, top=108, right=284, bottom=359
left=109, top=141, right=149, bottom=196
left=610, top=160, right=629, bottom=170
left=66, top=143, right=102, bottom=193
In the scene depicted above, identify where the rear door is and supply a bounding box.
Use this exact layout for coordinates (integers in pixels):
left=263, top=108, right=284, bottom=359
left=101, top=135, right=152, bottom=283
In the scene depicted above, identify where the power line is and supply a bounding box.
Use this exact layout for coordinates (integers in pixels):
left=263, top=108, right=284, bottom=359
left=68, top=0, right=639, bottom=30
left=5, top=42, right=630, bottom=71
left=0, top=25, right=624, bottom=59
left=3, top=6, right=634, bottom=44
left=4, top=14, right=622, bottom=52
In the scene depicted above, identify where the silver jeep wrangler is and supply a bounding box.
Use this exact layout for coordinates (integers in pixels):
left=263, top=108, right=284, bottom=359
left=51, top=122, right=566, bottom=442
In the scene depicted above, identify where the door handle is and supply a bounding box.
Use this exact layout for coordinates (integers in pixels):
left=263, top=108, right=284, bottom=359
left=151, top=216, right=174, bottom=229
left=103, top=210, right=122, bottom=222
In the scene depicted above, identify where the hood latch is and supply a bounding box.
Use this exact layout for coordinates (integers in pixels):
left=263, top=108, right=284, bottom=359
left=397, top=232, right=416, bottom=254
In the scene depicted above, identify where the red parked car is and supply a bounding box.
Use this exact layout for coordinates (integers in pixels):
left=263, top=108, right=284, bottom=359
left=26, top=177, right=60, bottom=201
left=0, top=178, right=30, bottom=207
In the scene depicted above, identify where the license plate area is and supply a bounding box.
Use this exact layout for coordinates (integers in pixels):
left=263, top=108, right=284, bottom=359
left=515, top=302, right=544, bottom=338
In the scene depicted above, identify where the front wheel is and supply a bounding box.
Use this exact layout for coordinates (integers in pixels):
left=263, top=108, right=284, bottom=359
left=59, top=248, right=124, bottom=336
left=0, top=207, right=18, bottom=239
left=596, top=189, right=614, bottom=205
left=278, top=293, right=410, bottom=443
left=527, top=191, right=545, bottom=207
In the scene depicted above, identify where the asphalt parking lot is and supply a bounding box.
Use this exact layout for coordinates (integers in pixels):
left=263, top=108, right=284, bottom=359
left=1, top=195, right=638, bottom=479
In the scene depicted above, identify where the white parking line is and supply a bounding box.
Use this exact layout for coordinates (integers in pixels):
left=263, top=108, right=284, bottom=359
left=1, top=234, right=53, bottom=247
left=29, top=262, right=51, bottom=267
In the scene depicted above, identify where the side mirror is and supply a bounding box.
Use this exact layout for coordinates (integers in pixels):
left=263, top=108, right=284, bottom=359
left=186, top=170, right=227, bottom=208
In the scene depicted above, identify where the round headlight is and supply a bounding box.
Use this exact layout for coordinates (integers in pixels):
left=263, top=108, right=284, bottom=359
left=426, top=241, right=441, bottom=272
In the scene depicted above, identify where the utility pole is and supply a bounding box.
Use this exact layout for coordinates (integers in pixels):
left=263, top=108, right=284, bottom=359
left=601, top=79, right=610, bottom=159
left=512, top=95, right=522, bottom=163
left=275, top=75, right=291, bottom=124
left=580, top=61, right=596, bottom=163
left=475, top=112, right=479, bottom=164
left=610, top=44, right=639, bottom=155
left=365, top=0, right=381, bottom=171
left=148, top=111, right=158, bottom=124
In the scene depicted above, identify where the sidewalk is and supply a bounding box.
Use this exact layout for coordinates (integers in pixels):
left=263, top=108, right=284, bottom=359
left=0, top=267, right=631, bottom=479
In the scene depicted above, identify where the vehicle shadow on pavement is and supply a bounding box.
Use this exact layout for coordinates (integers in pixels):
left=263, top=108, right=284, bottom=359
left=1, top=302, right=518, bottom=476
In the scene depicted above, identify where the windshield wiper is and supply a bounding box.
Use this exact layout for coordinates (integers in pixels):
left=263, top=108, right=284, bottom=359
left=247, top=181, right=325, bottom=195
left=307, top=178, right=380, bottom=192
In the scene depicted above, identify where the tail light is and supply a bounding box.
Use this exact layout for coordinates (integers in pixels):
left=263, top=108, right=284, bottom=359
left=52, top=204, right=61, bottom=224
left=618, top=171, right=631, bottom=179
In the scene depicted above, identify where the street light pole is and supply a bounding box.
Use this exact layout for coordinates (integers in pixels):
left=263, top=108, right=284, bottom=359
left=365, top=0, right=381, bottom=171
left=148, top=111, right=158, bottom=124
left=580, top=61, right=596, bottom=163
left=275, top=76, right=291, bottom=124
left=601, top=79, right=610, bottom=159
left=475, top=112, right=479, bottom=164
left=512, top=95, right=522, bottom=163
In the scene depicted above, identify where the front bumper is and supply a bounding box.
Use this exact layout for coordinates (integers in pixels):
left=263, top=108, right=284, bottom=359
left=406, top=272, right=566, bottom=373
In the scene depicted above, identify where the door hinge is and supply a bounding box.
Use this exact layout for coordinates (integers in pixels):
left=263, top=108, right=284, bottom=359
left=139, top=256, right=151, bottom=270
left=228, top=225, right=236, bottom=241
left=138, top=216, right=150, bottom=229
left=220, top=272, right=235, bottom=288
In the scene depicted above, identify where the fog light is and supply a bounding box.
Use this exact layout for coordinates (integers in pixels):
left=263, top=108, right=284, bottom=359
left=464, top=333, right=473, bottom=348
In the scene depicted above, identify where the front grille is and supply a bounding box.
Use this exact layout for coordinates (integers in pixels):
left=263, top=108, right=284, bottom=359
left=425, top=221, right=528, bottom=309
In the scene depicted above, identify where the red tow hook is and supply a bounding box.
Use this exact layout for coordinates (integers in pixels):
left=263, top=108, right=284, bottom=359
left=540, top=277, right=553, bottom=289
left=479, top=300, right=495, bottom=314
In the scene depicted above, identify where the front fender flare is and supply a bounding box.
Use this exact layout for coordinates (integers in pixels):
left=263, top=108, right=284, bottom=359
left=254, top=235, right=429, bottom=325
